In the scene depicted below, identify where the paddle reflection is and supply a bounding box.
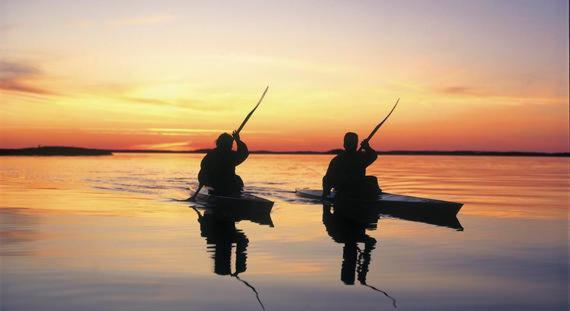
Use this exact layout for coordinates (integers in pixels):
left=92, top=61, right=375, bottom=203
left=322, top=203, right=398, bottom=309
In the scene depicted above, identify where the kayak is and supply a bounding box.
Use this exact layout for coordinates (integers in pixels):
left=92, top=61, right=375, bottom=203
left=296, top=189, right=462, bottom=215
left=296, top=188, right=463, bottom=230
left=189, top=187, right=274, bottom=226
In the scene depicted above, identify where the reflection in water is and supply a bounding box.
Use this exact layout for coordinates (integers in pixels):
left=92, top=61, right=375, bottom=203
left=0, top=208, right=41, bottom=257
left=2, top=155, right=568, bottom=310
left=322, top=204, right=398, bottom=309
left=191, top=206, right=270, bottom=310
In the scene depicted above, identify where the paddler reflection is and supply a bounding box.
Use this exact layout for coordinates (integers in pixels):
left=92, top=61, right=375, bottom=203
left=195, top=208, right=249, bottom=275
left=321, top=203, right=398, bottom=309
left=191, top=206, right=272, bottom=310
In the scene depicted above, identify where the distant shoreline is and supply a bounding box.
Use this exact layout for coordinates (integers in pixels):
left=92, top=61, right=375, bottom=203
left=0, top=146, right=568, bottom=157
left=0, top=146, right=112, bottom=156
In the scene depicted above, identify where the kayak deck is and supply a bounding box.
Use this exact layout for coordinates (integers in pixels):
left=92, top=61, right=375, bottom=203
left=190, top=188, right=274, bottom=226
left=296, top=188, right=463, bottom=219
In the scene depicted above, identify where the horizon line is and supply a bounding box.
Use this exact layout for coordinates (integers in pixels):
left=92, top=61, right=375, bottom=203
left=1, top=146, right=568, bottom=157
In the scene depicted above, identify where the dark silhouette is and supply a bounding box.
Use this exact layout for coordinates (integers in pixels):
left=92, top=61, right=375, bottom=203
left=189, top=86, right=268, bottom=201
left=322, top=204, right=377, bottom=285
left=0, top=146, right=112, bottom=156
left=322, top=98, right=399, bottom=200
left=190, top=199, right=273, bottom=310
left=197, top=131, right=249, bottom=196
left=192, top=206, right=266, bottom=310
left=196, top=209, right=249, bottom=275
left=321, top=203, right=398, bottom=309
left=322, top=132, right=381, bottom=199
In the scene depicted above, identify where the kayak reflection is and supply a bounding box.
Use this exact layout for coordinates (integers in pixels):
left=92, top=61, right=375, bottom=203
left=322, top=203, right=398, bottom=309
left=190, top=204, right=273, bottom=311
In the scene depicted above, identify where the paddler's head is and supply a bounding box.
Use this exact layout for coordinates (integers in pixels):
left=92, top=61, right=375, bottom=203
left=216, top=133, right=233, bottom=152
left=344, top=132, right=358, bottom=152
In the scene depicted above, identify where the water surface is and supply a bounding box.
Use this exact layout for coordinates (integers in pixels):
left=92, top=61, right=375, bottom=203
left=1, top=154, right=568, bottom=310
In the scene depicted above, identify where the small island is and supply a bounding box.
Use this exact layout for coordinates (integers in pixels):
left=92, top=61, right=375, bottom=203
left=0, top=146, right=113, bottom=156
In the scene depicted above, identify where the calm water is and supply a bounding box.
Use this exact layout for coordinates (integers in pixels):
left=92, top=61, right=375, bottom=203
left=1, top=154, right=568, bottom=310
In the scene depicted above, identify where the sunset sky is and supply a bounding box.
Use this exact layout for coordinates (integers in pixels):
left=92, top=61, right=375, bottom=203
left=1, top=0, right=568, bottom=152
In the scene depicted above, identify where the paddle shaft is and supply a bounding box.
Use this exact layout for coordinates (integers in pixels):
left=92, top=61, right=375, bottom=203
left=236, top=85, right=269, bottom=134
left=358, top=98, right=400, bottom=151
left=189, top=184, right=203, bottom=201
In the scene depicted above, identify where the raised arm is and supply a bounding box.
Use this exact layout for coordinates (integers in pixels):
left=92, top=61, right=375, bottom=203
left=360, top=139, right=378, bottom=167
left=232, top=131, right=249, bottom=165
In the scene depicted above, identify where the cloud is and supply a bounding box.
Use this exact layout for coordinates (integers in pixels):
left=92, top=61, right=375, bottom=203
left=121, top=96, right=174, bottom=106
left=121, top=96, right=236, bottom=112
left=436, top=85, right=565, bottom=106
left=0, top=80, right=52, bottom=95
left=79, top=127, right=274, bottom=136
left=439, top=86, right=488, bottom=97
left=0, top=61, right=41, bottom=78
left=130, top=141, right=193, bottom=150
left=111, top=14, right=175, bottom=27
left=0, top=60, right=54, bottom=95
left=67, top=14, right=175, bottom=30
left=146, top=128, right=278, bottom=135
left=0, top=24, right=15, bottom=32
left=148, top=128, right=229, bottom=135
left=213, top=53, right=355, bottom=74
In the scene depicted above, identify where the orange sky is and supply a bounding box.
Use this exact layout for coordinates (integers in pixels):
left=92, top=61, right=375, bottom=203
left=1, top=0, right=568, bottom=152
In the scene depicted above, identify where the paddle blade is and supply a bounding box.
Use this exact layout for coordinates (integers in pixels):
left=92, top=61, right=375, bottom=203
left=236, top=85, right=269, bottom=134
left=365, top=97, right=400, bottom=141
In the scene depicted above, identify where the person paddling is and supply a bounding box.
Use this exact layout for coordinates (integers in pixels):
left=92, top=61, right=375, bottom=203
left=322, top=132, right=381, bottom=199
left=198, top=131, right=249, bottom=196
left=322, top=98, right=399, bottom=200
left=189, top=86, right=269, bottom=201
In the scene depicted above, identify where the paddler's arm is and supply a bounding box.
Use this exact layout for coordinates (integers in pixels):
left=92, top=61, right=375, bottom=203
left=322, top=157, right=337, bottom=200
left=190, top=154, right=209, bottom=201
left=322, top=176, right=332, bottom=200
left=322, top=204, right=332, bottom=222
left=197, top=153, right=209, bottom=184
left=232, top=130, right=249, bottom=165
left=360, top=139, right=377, bottom=167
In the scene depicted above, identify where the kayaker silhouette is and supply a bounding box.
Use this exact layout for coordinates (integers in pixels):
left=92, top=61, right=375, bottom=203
left=189, top=86, right=268, bottom=201
left=321, top=98, right=400, bottom=200
left=197, top=131, right=249, bottom=196
left=322, top=132, right=381, bottom=199
left=321, top=203, right=397, bottom=308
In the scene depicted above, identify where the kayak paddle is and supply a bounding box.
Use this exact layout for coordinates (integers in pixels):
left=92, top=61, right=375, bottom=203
left=358, top=98, right=400, bottom=151
left=236, top=85, right=269, bottom=134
